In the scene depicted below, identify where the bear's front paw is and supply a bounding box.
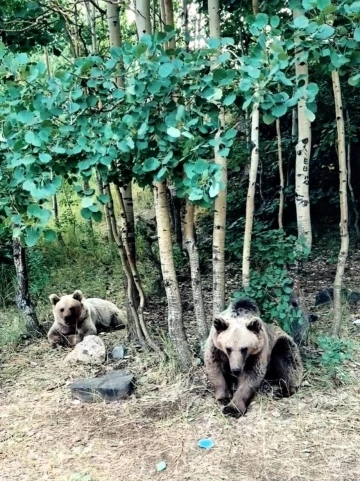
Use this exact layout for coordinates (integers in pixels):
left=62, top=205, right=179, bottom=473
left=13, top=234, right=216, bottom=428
left=222, top=402, right=246, bottom=418
left=217, top=396, right=231, bottom=406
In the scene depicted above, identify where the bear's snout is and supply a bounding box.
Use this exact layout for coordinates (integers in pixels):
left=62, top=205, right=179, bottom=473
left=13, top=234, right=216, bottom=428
left=231, top=367, right=242, bottom=376
left=64, top=315, right=76, bottom=324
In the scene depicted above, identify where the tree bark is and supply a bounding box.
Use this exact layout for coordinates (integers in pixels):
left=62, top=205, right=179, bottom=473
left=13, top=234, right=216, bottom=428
left=184, top=200, right=208, bottom=343
left=209, top=0, right=227, bottom=318
left=346, top=111, right=360, bottom=240
left=332, top=70, right=349, bottom=337
left=293, top=9, right=312, bottom=251
left=115, top=185, right=161, bottom=352
left=106, top=1, right=124, bottom=88
left=242, top=104, right=259, bottom=288
left=276, top=118, right=284, bottom=230
left=13, top=237, right=41, bottom=336
left=104, top=183, right=145, bottom=344
left=96, top=171, right=114, bottom=242
left=154, top=181, right=192, bottom=370
left=135, top=0, right=152, bottom=38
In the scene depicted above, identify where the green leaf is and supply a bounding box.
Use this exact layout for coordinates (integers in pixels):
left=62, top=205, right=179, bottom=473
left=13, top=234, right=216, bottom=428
left=304, top=106, right=315, bottom=122
left=294, top=15, right=309, bottom=29
left=82, top=197, right=94, bottom=209
left=318, top=0, right=331, bottom=9
left=263, top=113, right=276, bottom=125
left=92, top=211, right=102, bottom=222
left=239, top=78, right=252, bottom=92
left=354, top=27, right=360, bottom=42
left=270, top=15, right=280, bottom=28
left=24, top=131, right=40, bottom=147
left=159, top=63, right=174, bottom=78
left=223, top=93, right=236, bottom=106
left=194, top=159, right=208, bottom=174
left=25, top=226, right=40, bottom=247
left=27, top=204, right=51, bottom=224
left=271, top=104, right=287, bottom=118
left=209, top=183, right=220, bottom=198
left=219, top=147, right=229, bottom=157
left=302, top=0, right=316, bottom=10
left=39, top=153, right=52, bottom=163
left=254, top=13, right=268, bottom=29
left=189, top=189, right=203, bottom=201
left=43, top=229, right=56, bottom=242
left=349, top=73, right=360, bottom=86
left=80, top=207, right=92, bottom=220
left=97, top=194, right=109, bottom=205
left=143, top=157, right=160, bottom=172
left=167, top=127, right=181, bottom=138
left=17, top=110, right=35, bottom=124
left=315, top=24, right=335, bottom=39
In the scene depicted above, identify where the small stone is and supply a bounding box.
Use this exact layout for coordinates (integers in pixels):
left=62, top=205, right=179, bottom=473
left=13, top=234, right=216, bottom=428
left=70, top=370, right=135, bottom=403
left=64, top=335, right=106, bottom=365
left=112, top=345, right=125, bottom=360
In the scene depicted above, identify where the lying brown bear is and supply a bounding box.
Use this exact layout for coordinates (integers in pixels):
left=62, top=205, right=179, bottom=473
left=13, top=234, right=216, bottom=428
left=48, top=290, right=126, bottom=347
left=204, top=298, right=303, bottom=418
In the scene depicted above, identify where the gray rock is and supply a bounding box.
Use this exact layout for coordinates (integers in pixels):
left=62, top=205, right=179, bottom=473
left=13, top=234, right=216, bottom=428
left=112, top=345, right=125, bottom=360
left=70, top=370, right=135, bottom=402
left=64, top=335, right=106, bottom=365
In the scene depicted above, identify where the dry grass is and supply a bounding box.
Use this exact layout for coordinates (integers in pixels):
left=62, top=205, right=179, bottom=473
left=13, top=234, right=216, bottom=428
left=1, top=328, right=360, bottom=481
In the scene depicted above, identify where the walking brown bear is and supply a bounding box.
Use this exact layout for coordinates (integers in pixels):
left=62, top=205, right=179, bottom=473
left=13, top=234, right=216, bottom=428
left=204, top=298, right=303, bottom=418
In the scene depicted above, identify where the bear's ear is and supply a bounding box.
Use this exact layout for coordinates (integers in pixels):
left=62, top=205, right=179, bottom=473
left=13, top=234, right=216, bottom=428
left=214, top=317, right=228, bottom=332
left=73, top=290, right=83, bottom=302
left=232, top=298, right=259, bottom=315
left=247, top=318, right=262, bottom=334
left=49, top=294, right=60, bottom=306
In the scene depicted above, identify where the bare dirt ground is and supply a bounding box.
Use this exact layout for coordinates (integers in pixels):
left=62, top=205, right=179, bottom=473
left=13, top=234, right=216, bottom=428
left=1, top=252, right=360, bottom=481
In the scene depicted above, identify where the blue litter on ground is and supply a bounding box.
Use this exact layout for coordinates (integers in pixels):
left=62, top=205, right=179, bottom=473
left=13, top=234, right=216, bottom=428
left=198, top=438, right=215, bottom=449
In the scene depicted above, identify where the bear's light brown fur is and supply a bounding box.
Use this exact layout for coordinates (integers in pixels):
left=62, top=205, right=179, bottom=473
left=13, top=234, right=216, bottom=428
left=204, top=298, right=303, bottom=418
left=47, top=290, right=126, bottom=347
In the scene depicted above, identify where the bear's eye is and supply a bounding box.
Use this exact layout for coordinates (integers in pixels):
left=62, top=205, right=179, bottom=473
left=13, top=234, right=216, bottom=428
left=60, top=308, right=64, bottom=313
left=241, top=348, right=248, bottom=356
left=69, top=306, right=75, bottom=312
left=226, top=347, right=232, bottom=355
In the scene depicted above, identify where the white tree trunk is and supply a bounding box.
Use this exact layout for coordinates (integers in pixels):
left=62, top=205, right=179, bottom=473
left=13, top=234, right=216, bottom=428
left=154, top=181, right=192, bottom=369
left=276, top=118, right=284, bottom=230
left=293, top=9, right=312, bottom=251
left=184, top=201, right=208, bottom=343
left=135, top=0, right=152, bottom=38
left=209, top=0, right=227, bottom=318
left=332, top=70, right=349, bottom=336
left=242, top=104, right=260, bottom=288
left=106, top=2, right=124, bottom=88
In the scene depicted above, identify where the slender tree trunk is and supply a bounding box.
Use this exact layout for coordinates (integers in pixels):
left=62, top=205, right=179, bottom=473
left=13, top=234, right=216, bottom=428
left=209, top=0, right=227, bottom=317
left=13, top=237, right=41, bottom=336
left=135, top=0, right=152, bottom=38
left=184, top=201, right=208, bottom=343
left=242, top=104, right=259, bottom=288
left=154, top=181, right=192, bottom=370
left=96, top=171, right=114, bottom=242
left=104, top=183, right=145, bottom=344
left=293, top=9, right=312, bottom=251
left=346, top=111, right=360, bottom=240
left=252, top=0, right=259, bottom=14
left=182, top=0, right=189, bottom=49
left=115, top=185, right=161, bottom=352
left=107, top=3, right=138, bottom=322
left=84, top=0, right=97, bottom=53
left=332, top=70, right=349, bottom=337
left=277, top=118, right=284, bottom=230
left=106, top=2, right=124, bottom=88
left=159, top=0, right=166, bottom=30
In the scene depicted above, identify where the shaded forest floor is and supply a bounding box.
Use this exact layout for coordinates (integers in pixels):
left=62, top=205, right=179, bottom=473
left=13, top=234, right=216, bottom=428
left=1, top=245, right=360, bottom=480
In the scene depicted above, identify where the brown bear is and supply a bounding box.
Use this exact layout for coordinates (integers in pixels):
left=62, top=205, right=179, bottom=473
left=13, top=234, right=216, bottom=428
left=204, top=298, right=303, bottom=418
left=47, top=290, right=126, bottom=347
